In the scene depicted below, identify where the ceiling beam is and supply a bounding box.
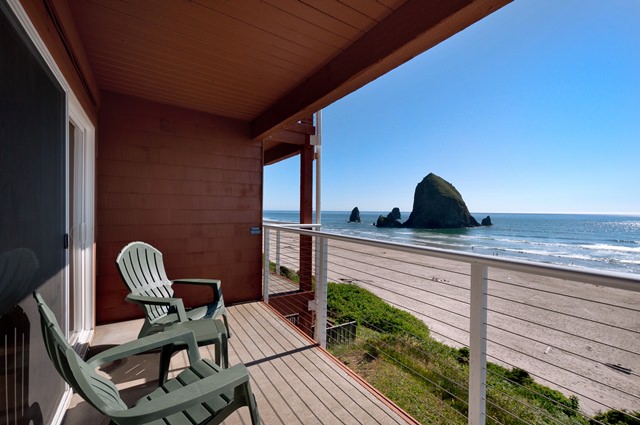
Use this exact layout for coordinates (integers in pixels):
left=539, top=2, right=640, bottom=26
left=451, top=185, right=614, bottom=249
left=264, top=144, right=303, bottom=166
left=284, top=121, right=316, bottom=136
left=251, top=0, right=511, bottom=141
left=264, top=129, right=308, bottom=145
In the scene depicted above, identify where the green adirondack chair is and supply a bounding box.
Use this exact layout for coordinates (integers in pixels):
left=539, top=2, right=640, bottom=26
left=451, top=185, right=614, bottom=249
left=116, top=241, right=231, bottom=339
left=34, top=292, right=259, bottom=425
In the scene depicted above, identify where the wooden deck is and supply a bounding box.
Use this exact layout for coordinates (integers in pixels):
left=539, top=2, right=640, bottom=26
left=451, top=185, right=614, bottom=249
left=267, top=271, right=300, bottom=295
left=62, top=301, right=414, bottom=425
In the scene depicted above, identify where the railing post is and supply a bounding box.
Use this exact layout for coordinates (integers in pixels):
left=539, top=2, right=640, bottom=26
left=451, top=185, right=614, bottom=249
left=263, top=227, right=270, bottom=304
left=469, top=263, right=488, bottom=425
left=315, top=233, right=321, bottom=287
left=314, top=236, right=328, bottom=348
left=275, top=229, right=281, bottom=275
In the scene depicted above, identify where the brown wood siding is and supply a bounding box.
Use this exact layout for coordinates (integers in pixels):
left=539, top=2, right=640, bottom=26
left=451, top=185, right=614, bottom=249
left=96, top=91, right=263, bottom=324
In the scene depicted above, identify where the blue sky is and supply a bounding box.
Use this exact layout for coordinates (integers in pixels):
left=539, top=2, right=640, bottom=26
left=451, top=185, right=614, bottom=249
left=264, top=1, right=640, bottom=214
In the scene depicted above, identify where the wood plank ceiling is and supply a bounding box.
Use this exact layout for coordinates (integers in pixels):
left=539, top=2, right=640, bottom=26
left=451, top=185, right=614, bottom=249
left=67, top=0, right=511, bottom=163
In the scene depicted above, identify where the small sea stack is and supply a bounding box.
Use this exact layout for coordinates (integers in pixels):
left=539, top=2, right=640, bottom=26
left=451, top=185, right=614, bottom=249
left=348, top=207, right=361, bottom=223
left=375, top=207, right=403, bottom=228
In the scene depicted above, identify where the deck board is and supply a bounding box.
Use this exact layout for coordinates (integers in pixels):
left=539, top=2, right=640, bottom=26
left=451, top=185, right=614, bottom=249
left=267, top=271, right=300, bottom=295
left=62, top=301, right=413, bottom=425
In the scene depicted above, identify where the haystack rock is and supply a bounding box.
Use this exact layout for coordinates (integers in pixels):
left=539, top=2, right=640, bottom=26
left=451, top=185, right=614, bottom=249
left=481, top=215, right=493, bottom=226
left=403, top=173, right=480, bottom=229
left=376, top=207, right=403, bottom=228
left=348, top=207, right=361, bottom=223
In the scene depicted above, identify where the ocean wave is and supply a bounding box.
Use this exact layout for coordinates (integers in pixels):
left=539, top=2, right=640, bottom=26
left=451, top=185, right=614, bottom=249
left=490, top=247, right=640, bottom=266
left=613, top=239, right=640, bottom=245
left=489, top=237, right=581, bottom=249
left=619, top=258, right=640, bottom=265
left=412, top=240, right=469, bottom=249
left=554, top=253, right=595, bottom=261
left=499, top=247, right=566, bottom=257
left=579, top=244, right=640, bottom=253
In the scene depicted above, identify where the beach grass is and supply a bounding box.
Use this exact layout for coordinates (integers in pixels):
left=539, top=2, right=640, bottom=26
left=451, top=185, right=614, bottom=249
left=326, top=282, right=636, bottom=425
left=267, top=257, right=639, bottom=424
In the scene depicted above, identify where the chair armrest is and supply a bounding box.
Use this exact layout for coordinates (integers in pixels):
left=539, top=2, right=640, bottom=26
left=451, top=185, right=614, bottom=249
left=172, top=278, right=222, bottom=306
left=87, top=327, right=202, bottom=368
left=110, top=364, right=250, bottom=425
left=125, top=294, right=188, bottom=322
left=125, top=293, right=179, bottom=306
left=172, top=278, right=221, bottom=290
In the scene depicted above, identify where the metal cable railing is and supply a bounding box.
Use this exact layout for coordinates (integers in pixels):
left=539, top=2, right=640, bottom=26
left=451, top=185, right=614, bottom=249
left=323, top=317, right=470, bottom=424
left=263, top=224, right=640, bottom=425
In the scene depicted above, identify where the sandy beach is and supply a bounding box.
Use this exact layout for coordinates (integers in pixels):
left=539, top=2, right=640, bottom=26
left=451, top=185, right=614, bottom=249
left=267, top=230, right=640, bottom=416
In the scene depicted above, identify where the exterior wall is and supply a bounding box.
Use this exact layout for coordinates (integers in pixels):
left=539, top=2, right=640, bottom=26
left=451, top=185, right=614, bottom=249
left=96, top=92, right=264, bottom=324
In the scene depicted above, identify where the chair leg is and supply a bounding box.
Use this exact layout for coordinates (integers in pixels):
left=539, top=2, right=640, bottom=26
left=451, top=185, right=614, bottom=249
left=222, top=334, right=228, bottom=368
left=213, top=335, right=228, bottom=368
left=248, top=390, right=260, bottom=424
left=223, top=313, right=232, bottom=338
left=158, top=345, right=174, bottom=385
left=214, top=341, right=221, bottom=367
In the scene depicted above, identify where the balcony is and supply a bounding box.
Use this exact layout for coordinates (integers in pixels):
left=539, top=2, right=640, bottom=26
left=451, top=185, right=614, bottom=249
left=60, top=223, right=640, bottom=425
left=62, top=299, right=415, bottom=425
left=262, top=223, right=640, bottom=424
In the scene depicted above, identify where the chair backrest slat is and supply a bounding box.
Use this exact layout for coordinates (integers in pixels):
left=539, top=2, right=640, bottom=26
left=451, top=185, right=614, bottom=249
left=116, top=242, right=174, bottom=321
left=145, top=247, right=166, bottom=284
left=33, top=293, right=127, bottom=413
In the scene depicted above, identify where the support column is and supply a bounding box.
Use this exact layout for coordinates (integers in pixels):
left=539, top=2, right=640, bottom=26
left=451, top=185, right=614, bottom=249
left=299, top=142, right=314, bottom=292
left=314, top=236, right=328, bottom=348
left=263, top=227, right=270, bottom=303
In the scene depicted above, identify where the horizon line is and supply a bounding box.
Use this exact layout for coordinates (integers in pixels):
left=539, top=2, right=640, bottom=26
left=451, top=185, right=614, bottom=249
left=263, top=209, right=640, bottom=216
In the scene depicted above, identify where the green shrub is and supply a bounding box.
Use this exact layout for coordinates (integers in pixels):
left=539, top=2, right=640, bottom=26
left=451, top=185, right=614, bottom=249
left=278, top=265, right=299, bottom=283
left=326, top=282, right=602, bottom=424
left=327, top=282, right=430, bottom=340
left=505, top=367, right=533, bottom=386
left=455, top=347, right=469, bottom=365
left=591, top=410, right=640, bottom=425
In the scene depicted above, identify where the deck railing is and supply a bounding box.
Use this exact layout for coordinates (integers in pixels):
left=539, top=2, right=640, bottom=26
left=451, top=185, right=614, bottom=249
left=263, top=223, right=640, bottom=425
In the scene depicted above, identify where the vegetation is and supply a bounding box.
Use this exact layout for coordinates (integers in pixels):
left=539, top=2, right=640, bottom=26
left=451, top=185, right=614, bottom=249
left=590, top=410, right=640, bottom=425
left=269, top=261, right=300, bottom=284
left=325, top=282, right=635, bottom=425
left=327, top=281, right=429, bottom=341
left=424, top=172, right=463, bottom=201
left=267, top=262, right=637, bottom=424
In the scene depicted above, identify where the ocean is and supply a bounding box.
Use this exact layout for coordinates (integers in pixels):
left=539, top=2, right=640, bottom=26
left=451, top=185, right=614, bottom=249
left=263, top=211, right=640, bottom=275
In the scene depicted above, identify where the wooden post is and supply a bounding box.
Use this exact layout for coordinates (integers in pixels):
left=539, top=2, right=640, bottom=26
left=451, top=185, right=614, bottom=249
left=299, top=142, right=314, bottom=292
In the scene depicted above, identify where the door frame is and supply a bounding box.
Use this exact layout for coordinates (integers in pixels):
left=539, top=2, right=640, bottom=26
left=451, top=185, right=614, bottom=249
left=68, top=97, right=96, bottom=347
left=6, top=1, right=96, bottom=422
